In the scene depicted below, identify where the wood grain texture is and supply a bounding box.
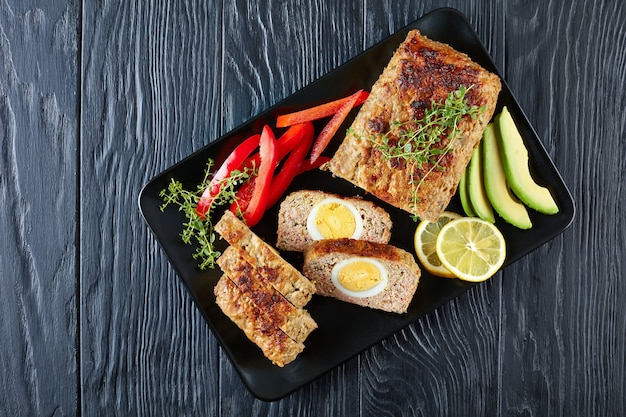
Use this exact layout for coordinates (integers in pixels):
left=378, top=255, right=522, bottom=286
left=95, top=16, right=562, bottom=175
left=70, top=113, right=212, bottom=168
left=219, top=0, right=366, bottom=133
left=0, top=2, right=78, bottom=416
left=1, top=0, right=625, bottom=416
left=80, top=1, right=222, bottom=415
left=501, top=1, right=626, bottom=415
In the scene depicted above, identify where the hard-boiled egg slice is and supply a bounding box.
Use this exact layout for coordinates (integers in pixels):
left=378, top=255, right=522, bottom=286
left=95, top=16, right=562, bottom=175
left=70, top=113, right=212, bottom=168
left=306, top=198, right=364, bottom=241
left=331, top=257, right=388, bottom=298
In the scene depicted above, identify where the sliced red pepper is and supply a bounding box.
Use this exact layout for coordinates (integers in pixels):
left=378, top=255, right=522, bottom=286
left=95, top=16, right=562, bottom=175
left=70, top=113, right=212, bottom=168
left=196, top=133, right=260, bottom=219
left=233, top=123, right=314, bottom=214
left=265, top=123, right=315, bottom=208
left=276, top=90, right=369, bottom=128
left=229, top=177, right=255, bottom=216
left=241, top=125, right=277, bottom=227
left=213, top=134, right=250, bottom=169
left=297, top=156, right=331, bottom=174
left=309, top=90, right=362, bottom=164
left=243, top=122, right=312, bottom=171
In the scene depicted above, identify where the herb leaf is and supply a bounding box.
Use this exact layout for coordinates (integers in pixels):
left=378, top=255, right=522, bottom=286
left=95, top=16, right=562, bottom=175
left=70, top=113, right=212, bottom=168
left=159, top=160, right=256, bottom=269
left=364, top=85, right=485, bottom=221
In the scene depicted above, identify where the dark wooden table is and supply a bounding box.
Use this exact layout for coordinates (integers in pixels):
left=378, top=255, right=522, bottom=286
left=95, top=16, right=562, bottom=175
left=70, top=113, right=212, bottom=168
left=2, top=1, right=624, bottom=415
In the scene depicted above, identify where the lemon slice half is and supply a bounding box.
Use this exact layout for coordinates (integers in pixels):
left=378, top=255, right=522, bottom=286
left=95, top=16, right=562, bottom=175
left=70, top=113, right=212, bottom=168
left=435, top=217, right=506, bottom=282
left=414, top=211, right=462, bottom=278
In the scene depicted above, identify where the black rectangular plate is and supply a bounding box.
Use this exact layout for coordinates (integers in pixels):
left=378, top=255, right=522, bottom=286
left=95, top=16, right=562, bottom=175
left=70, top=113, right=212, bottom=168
left=139, top=8, right=575, bottom=401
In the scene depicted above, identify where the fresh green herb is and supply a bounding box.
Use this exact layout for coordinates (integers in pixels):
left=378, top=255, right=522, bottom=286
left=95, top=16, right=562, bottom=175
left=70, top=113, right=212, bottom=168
left=159, top=160, right=256, bottom=270
left=360, top=85, right=485, bottom=221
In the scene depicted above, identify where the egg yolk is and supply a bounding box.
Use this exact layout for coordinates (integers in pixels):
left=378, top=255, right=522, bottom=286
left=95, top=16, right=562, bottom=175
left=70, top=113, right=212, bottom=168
left=314, top=203, right=356, bottom=239
left=337, top=260, right=382, bottom=292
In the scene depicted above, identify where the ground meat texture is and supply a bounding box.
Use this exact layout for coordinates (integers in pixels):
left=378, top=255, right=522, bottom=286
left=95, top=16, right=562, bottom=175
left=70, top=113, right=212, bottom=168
left=302, top=238, right=421, bottom=314
left=217, top=246, right=317, bottom=344
left=324, top=30, right=501, bottom=222
left=214, top=275, right=304, bottom=367
left=215, top=210, right=315, bottom=308
left=276, top=190, right=392, bottom=252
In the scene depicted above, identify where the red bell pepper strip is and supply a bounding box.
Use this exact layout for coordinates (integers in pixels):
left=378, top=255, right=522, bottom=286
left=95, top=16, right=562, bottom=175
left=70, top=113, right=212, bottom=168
left=196, top=133, right=261, bottom=219
left=229, top=177, right=255, bottom=216
left=242, top=122, right=312, bottom=171
left=230, top=123, right=314, bottom=218
left=276, top=90, right=369, bottom=128
left=241, top=125, right=277, bottom=226
left=212, top=134, right=249, bottom=169
left=265, top=123, right=315, bottom=208
left=297, top=156, right=330, bottom=174
left=309, top=90, right=362, bottom=164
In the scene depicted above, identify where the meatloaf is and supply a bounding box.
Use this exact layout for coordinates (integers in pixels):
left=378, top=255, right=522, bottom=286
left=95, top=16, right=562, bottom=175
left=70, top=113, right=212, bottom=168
left=214, top=274, right=304, bottom=367
left=302, top=238, right=421, bottom=314
left=276, top=190, right=392, bottom=252
left=217, top=245, right=317, bottom=343
left=214, top=210, right=316, bottom=308
left=324, top=29, right=501, bottom=221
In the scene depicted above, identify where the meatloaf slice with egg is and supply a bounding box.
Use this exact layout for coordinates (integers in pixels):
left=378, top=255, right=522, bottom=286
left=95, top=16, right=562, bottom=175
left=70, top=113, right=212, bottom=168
left=276, top=190, right=392, bottom=252
left=302, top=238, right=421, bottom=314
left=324, top=29, right=501, bottom=221
left=214, top=210, right=315, bottom=308
left=217, top=245, right=317, bottom=343
left=214, top=274, right=304, bottom=367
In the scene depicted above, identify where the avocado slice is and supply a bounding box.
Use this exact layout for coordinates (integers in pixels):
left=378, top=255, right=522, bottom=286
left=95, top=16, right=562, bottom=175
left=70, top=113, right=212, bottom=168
left=458, top=167, right=476, bottom=217
left=495, top=107, right=559, bottom=215
left=482, top=123, right=532, bottom=229
left=467, top=140, right=495, bottom=223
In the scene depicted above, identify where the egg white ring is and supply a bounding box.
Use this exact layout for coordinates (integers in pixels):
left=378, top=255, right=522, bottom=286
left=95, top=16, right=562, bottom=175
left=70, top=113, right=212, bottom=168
left=331, top=257, right=389, bottom=298
left=306, top=198, right=364, bottom=241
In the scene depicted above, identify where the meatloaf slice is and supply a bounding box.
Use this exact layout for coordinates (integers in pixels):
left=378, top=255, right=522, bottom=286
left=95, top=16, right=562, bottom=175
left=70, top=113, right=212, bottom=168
left=302, top=238, right=421, bottom=314
left=214, top=210, right=315, bottom=308
left=276, top=190, right=392, bottom=252
left=214, top=274, right=304, bottom=367
left=324, top=29, right=501, bottom=221
left=217, top=246, right=317, bottom=343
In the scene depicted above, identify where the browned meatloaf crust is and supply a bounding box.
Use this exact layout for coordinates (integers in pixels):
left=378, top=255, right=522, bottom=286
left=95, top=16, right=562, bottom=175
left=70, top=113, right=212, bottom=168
left=214, top=274, right=304, bottom=367
left=217, top=245, right=317, bottom=343
left=324, top=29, right=501, bottom=222
left=302, top=238, right=421, bottom=314
left=276, top=190, right=392, bottom=252
left=214, top=210, right=316, bottom=308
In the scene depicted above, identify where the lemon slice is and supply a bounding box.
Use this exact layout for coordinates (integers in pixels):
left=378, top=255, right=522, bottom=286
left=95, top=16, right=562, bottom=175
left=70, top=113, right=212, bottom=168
left=414, top=211, right=462, bottom=278
left=435, top=217, right=506, bottom=282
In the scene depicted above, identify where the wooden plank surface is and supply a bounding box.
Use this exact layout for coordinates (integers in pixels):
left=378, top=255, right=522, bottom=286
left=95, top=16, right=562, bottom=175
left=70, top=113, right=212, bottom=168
left=501, top=1, right=626, bottom=416
left=1, top=0, right=625, bottom=416
left=80, top=1, right=221, bottom=415
left=0, top=2, right=78, bottom=416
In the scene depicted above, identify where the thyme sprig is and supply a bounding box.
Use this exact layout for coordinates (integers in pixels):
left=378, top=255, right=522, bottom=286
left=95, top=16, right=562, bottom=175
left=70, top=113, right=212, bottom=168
left=159, top=160, right=256, bottom=270
left=363, top=85, right=485, bottom=220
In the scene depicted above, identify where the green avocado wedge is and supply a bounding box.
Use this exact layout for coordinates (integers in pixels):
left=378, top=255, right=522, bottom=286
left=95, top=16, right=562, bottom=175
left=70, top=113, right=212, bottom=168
left=458, top=167, right=476, bottom=217
left=467, top=140, right=495, bottom=223
left=495, top=107, right=559, bottom=215
left=482, top=123, right=532, bottom=229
